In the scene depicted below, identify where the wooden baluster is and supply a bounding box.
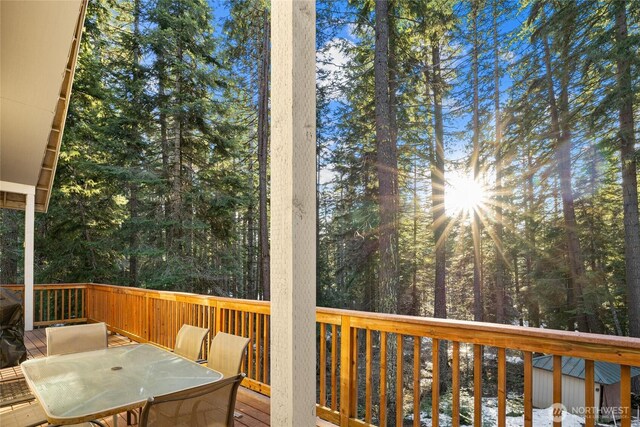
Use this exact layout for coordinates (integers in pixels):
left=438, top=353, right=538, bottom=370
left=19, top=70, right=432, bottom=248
left=256, top=314, right=262, bottom=382
left=365, top=329, right=372, bottom=424
left=235, top=310, right=239, bottom=335
left=320, top=323, right=327, bottom=407
left=214, top=305, right=221, bottom=335
left=452, top=342, right=460, bottom=427
left=432, top=338, right=440, bottom=427
left=54, top=289, right=58, bottom=322
left=146, top=294, right=151, bottom=342
left=584, top=359, right=594, bottom=427
left=39, top=290, right=43, bottom=324
left=553, top=355, right=562, bottom=427
left=474, top=344, right=483, bottom=427
left=163, top=299, right=169, bottom=345
left=350, top=328, right=358, bottom=417
left=524, top=351, right=533, bottom=427
left=498, top=348, right=506, bottom=427
left=240, top=311, right=246, bottom=373
left=173, top=301, right=178, bottom=347
left=340, top=317, right=353, bottom=426
left=240, top=310, right=245, bottom=336
left=380, top=331, right=387, bottom=427
left=331, top=324, right=338, bottom=411
left=248, top=313, right=254, bottom=380
left=263, top=315, right=269, bottom=383
left=159, top=297, right=163, bottom=343
left=396, top=334, right=403, bottom=426
left=413, top=336, right=421, bottom=427
left=621, top=365, right=631, bottom=427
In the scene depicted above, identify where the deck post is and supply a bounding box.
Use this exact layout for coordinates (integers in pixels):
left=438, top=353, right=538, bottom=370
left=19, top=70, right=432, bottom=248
left=270, top=0, right=316, bottom=425
left=24, top=191, right=35, bottom=331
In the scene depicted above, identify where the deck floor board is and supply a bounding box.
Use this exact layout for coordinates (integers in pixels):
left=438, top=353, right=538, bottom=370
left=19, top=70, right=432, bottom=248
left=1, top=328, right=333, bottom=426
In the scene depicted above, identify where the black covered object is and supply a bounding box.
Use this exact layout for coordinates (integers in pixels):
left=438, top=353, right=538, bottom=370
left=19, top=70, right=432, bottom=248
left=0, top=288, right=27, bottom=368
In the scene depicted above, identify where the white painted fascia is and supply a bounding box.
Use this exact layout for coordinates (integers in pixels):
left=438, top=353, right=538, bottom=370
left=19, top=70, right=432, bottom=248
left=0, top=181, right=36, bottom=195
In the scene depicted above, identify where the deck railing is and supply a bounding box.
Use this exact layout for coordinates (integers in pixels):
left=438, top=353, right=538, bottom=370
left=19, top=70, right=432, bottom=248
left=3, top=283, right=640, bottom=427
left=2, top=284, right=87, bottom=326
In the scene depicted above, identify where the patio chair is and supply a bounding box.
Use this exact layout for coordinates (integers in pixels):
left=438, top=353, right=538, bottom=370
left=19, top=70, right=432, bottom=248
left=174, top=325, right=210, bottom=361
left=46, top=323, right=108, bottom=356
left=33, top=323, right=108, bottom=426
left=126, top=324, right=211, bottom=426
left=138, top=373, right=245, bottom=427
left=206, top=332, right=250, bottom=378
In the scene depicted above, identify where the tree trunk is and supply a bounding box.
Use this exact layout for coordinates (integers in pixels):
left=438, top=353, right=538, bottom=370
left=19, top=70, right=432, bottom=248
left=614, top=0, right=640, bottom=338
left=428, top=42, right=446, bottom=322
left=158, top=49, right=170, bottom=254
left=172, top=63, right=183, bottom=258
left=258, top=9, right=270, bottom=300
left=427, top=39, right=449, bottom=394
left=128, top=0, right=142, bottom=287
left=559, top=5, right=603, bottom=333
left=246, top=143, right=256, bottom=299
left=410, top=152, right=420, bottom=316
left=388, top=3, right=402, bottom=314
left=542, top=33, right=590, bottom=332
left=374, top=0, right=398, bottom=314
left=525, top=147, right=540, bottom=327
left=514, top=252, right=523, bottom=326
left=492, top=0, right=505, bottom=323
left=471, top=1, right=483, bottom=322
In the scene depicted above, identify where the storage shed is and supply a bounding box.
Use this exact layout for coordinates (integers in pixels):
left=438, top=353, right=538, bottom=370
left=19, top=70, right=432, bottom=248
left=533, top=355, right=640, bottom=421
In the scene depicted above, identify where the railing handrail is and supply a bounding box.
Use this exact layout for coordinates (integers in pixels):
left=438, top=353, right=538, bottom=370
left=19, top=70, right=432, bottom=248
left=3, top=283, right=640, bottom=363
left=316, top=306, right=640, bottom=363
left=4, top=282, right=640, bottom=427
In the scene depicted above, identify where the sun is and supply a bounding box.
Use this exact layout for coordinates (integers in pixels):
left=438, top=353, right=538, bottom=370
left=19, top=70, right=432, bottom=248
left=445, top=171, right=487, bottom=217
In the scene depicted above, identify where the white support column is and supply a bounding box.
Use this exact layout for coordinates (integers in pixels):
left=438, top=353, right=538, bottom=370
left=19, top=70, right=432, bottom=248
left=270, top=1, right=316, bottom=426
left=24, top=192, right=35, bottom=331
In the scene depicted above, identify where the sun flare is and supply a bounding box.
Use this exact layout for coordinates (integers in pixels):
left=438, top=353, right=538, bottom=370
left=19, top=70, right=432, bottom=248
left=445, top=171, right=487, bottom=217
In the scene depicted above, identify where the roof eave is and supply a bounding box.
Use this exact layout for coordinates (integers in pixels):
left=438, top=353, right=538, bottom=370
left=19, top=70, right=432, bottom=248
left=0, top=0, right=88, bottom=214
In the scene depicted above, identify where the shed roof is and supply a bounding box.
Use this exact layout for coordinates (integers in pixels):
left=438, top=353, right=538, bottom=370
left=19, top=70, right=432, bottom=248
left=533, top=355, right=640, bottom=385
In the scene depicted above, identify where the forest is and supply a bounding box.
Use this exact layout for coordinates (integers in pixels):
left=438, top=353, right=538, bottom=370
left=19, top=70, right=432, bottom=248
left=0, top=0, right=638, bottom=339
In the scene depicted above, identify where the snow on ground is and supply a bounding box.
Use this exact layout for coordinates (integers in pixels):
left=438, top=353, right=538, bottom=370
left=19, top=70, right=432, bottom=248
left=482, top=351, right=523, bottom=364
left=412, top=398, right=639, bottom=427
left=418, top=407, right=584, bottom=427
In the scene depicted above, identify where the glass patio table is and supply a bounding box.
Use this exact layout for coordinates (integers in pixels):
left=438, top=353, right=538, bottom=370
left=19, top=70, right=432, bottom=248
left=21, top=343, right=223, bottom=425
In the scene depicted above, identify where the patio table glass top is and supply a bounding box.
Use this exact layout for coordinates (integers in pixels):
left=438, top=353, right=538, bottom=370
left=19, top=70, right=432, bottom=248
left=21, top=343, right=223, bottom=424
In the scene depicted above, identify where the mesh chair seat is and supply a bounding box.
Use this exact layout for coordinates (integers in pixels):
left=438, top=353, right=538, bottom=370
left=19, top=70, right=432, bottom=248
left=46, top=323, right=108, bottom=356
left=43, top=323, right=109, bottom=427
left=174, top=325, right=210, bottom=361
left=206, top=332, right=250, bottom=378
left=139, top=373, right=245, bottom=427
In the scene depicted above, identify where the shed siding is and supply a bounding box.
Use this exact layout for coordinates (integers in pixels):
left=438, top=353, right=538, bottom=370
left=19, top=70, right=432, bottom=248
left=533, top=367, right=601, bottom=417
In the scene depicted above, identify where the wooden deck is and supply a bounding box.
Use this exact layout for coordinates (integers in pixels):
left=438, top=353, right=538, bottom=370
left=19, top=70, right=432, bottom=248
left=0, top=329, right=334, bottom=427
